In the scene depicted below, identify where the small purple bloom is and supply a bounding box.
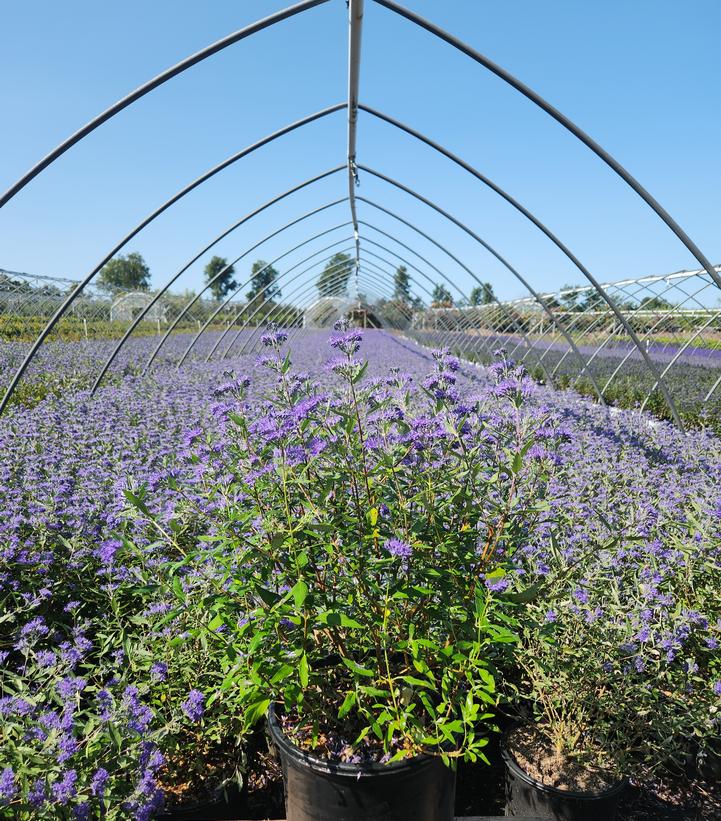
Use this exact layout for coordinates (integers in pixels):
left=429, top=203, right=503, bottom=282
left=57, top=733, right=79, bottom=763
left=91, top=767, right=110, bottom=798
left=385, top=538, right=412, bottom=559
left=0, top=767, right=16, bottom=803
left=36, top=649, right=56, bottom=667
left=181, top=689, right=205, bottom=722
left=20, top=616, right=49, bottom=638
left=28, top=778, right=46, bottom=808
left=57, top=676, right=86, bottom=702
left=484, top=575, right=510, bottom=593
left=96, top=538, right=122, bottom=567
left=51, top=770, right=78, bottom=805
left=122, top=686, right=153, bottom=734
left=97, top=689, right=113, bottom=721
left=150, top=661, right=168, bottom=682
left=74, top=802, right=91, bottom=820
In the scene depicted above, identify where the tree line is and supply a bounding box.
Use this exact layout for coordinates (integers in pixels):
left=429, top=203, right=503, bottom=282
left=96, top=250, right=501, bottom=311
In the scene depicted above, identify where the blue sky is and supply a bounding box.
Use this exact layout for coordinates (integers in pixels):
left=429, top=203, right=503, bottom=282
left=1, top=0, right=719, bottom=306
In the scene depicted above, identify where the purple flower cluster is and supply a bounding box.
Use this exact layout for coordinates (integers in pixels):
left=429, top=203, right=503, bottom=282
left=181, top=689, right=205, bottom=722
left=385, top=538, right=412, bottom=559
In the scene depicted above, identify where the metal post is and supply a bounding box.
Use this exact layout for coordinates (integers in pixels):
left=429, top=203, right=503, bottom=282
left=347, top=0, right=365, bottom=285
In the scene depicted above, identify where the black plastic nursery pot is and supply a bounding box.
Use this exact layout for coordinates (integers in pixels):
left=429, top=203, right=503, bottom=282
left=155, top=779, right=246, bottom=821
left=501, top=733, right=627, bottom=821
left=267, top=703, right=456, bottom=821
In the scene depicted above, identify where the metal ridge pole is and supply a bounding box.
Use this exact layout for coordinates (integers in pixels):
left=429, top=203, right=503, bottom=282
left=370, top=0, right=721, bottom=296
left=347, top=0, right=365, bottom=295
left=0, top=0, right=332, bottom=209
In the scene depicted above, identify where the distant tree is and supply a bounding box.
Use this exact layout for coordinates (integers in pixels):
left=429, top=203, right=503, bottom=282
left=431, top=283, right=454, bottom=307
left=580, top=290, right=606, bottom=311
left=317, top=252, right=354, bottom=298
left=469, top=282, right=495, bottom=305
left=97, top=252, right=151, bottom=294
left=246, top=259, right=280, bottom=305
left=559, top=283, right=582, bottom=311
left=639, top=295, right=674, bottom=311
left=543, top=294, right=562, bottom=310
left=204, top=256, right=237, bottom=301
left=393, top=265, right=412, bottom=301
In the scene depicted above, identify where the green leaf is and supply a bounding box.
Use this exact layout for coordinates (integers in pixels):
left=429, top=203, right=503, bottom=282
left=400, top=675, right=433, bottom=689
left=502, top=582, right=542, bottom=604
left=292, top=580, right=309, bottom=609
left=255, top=586, right=280, bottom=607
left=338, top=690, right=356, bottom=719
left=351, top=360, right=369, bottom=384
left=245, top=698, right=270, bottom=726
left=171, top=576, right=186, bottom=603
left=318, top=611, right=363, bottom=629
left=299, top=652, right=309, bottom=687
left=208, top=613, right=224, bottom=632
left=358, top=686, right=391, bottom=698
left=270, top=664, right=294, bottom=684
left=123, top=488, right=150, bottom=516
left=342, top=657, right=374, bottom=678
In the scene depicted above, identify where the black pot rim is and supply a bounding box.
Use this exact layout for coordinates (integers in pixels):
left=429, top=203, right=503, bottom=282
left=267, top=702, right=440, bottom=778
left=501, top=725, right=628, bottom=800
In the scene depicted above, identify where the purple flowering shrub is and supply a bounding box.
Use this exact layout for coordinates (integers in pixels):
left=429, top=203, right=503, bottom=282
left=0, top=534, right=250, bottom=819
left=145, top=324, right=562, bottom=766
left=501, top=477, right=721, bottom=776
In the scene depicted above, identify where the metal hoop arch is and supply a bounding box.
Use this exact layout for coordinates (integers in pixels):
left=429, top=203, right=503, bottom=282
left=0, top=0, right=332, bottom=209
left=357, top=165, right=613, bottom=409
left=92, top=188, right=348, bottom=391
left=372, top=0, right=721, bottom=292
left=0, top=104, right=346, bottom=414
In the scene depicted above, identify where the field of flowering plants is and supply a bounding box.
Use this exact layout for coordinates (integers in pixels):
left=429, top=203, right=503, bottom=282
left=407, top=329, right=721, bottom=430
left=1, top=327, right=721, bottom=819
